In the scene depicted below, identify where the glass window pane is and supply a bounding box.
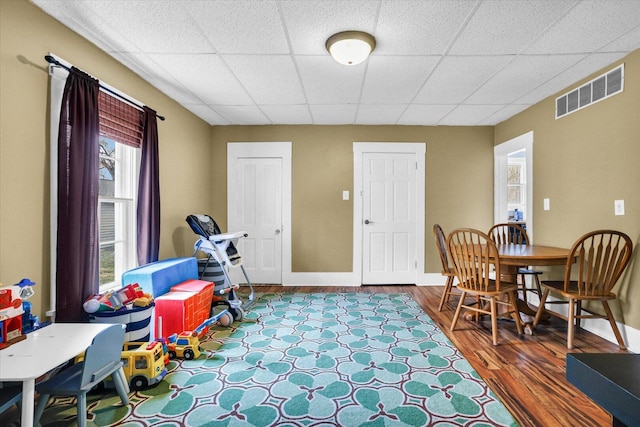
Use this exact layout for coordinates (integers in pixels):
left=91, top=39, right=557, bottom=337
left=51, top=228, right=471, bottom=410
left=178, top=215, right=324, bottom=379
left=100, top=243, right=115, bottom=286
left=507, top=186, right=521, bottom=204
left=99, top=138, right=116, bottom=197
left=507, top=165, right=521, bottom=184
left=99, top=202, right=115, bottom=242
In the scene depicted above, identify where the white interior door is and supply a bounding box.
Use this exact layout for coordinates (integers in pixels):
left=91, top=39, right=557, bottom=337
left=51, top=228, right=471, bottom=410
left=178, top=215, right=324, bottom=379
left=228, top=143, right=291, bottom=284
left=361, top=152, right=417, bottom=284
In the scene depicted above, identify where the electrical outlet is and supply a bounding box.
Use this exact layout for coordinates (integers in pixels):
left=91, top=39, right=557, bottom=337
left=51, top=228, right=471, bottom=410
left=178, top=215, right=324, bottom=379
left=614, top=200, right=625, bottom=216
left=543, top=198, right=550, bottom=211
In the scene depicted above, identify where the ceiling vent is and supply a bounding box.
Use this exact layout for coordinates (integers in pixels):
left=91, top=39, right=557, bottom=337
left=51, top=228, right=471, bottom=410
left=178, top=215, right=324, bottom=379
left=555, top=64, right=624, bottom=119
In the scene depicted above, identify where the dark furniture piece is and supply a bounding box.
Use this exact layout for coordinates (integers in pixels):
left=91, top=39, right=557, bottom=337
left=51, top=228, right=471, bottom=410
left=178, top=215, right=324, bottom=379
left=566, top=353, right=640, bottom=427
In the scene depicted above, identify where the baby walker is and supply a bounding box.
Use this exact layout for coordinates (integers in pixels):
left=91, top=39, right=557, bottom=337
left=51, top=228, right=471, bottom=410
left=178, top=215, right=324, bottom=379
left=186, top=214, right=255, bottom=321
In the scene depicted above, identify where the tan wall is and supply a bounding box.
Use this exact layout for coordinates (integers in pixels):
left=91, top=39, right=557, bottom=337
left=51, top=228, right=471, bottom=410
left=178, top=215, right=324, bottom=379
left=495, top=49, right=640, bottom=328
left=0, top=0, right=212, bottom=319
left=211, top=125, right=495, bottom=273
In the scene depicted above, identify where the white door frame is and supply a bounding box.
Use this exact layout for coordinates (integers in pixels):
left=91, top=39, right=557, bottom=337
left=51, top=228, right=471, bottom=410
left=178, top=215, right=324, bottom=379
left=353, top=142, right=426, bottom=285
left=494, top=131, right=534, bottom=241
left=227, top=142, right=292, bottom=283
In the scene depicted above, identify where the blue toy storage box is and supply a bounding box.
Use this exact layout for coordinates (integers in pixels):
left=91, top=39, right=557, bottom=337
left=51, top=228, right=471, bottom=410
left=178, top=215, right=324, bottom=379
left=122, top=257, right=198, bottom=298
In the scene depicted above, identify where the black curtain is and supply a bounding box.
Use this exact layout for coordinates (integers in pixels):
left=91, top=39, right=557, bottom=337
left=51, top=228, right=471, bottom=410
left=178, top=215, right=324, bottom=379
left=55, top=67, right=100, bottom=322
left=137, top=106, right=160, bottom=265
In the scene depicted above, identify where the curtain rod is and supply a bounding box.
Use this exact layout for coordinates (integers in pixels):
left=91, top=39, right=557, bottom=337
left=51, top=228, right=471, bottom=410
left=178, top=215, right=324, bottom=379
left=45, top=54, right=165, bottom=121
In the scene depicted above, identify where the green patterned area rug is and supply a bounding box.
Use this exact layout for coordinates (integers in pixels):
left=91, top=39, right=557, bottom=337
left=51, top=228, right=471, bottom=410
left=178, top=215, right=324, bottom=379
left=15, top=293, right=519, bottom=426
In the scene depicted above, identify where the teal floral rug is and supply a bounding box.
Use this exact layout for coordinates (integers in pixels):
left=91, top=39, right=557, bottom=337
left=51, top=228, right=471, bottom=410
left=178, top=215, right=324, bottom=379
left=19, top=293, right=519, bottom=426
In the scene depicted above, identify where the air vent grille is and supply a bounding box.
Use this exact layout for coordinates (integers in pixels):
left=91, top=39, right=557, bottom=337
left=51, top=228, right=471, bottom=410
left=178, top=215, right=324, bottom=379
left=555, top=64, right=624, bottom=119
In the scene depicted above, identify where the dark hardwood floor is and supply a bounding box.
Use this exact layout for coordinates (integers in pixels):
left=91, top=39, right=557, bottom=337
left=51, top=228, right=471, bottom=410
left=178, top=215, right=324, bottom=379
left=253, top=284, right=625, bottom=427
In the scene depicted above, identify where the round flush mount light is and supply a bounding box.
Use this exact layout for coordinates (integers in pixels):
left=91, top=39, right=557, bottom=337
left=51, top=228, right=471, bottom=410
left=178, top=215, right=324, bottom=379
left=325, top=31, right=376, bottom=66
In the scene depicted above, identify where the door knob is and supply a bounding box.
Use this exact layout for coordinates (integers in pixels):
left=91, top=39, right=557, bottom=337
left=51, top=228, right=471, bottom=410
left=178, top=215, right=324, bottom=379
left=364, top=219, right=373, bottom=224
left=275, top=229, right=281, bottom=234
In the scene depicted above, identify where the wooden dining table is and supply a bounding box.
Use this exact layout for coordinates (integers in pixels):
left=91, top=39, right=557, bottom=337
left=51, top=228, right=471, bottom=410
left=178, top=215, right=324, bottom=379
left=496, top=243, right=571, bottom=267
left=495, top=243, right=571, bottom=333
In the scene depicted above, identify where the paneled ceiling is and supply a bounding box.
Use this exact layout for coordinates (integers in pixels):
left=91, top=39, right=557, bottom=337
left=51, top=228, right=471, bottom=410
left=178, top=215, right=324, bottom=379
left=33, top=0, right=640, bottom=126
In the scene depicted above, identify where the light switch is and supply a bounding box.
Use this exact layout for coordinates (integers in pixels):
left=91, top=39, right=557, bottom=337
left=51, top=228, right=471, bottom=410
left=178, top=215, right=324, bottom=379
left=614, top=200, right=625, bottom=216
left=342, top=190, right=350, bottom=201
left=543, top=198, right=550, bottom=211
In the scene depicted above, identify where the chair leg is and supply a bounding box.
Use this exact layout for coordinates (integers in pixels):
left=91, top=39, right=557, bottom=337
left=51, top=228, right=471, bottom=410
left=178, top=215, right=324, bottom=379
left=489, top=297, right=498, bottom=345
left=34, top=393, right=50, bottom=425
left=567, top=298, right=575, bottom=349
left=450, top=292, right=466, bottom=332
left=601, top=300, right=627, bottom=350
left=78, top=393, right=88, bottom=427
left=533, top=289, right=550, bottom=328
left=113, top=367, right=130, bottom=405
left=508, top=291, right=524, bottom=335
left=438, top=276, right=454, bottom=311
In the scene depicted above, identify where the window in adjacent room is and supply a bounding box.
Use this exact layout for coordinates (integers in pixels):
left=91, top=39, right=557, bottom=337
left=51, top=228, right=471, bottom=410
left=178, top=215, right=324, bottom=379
left=507, top=153, right=526, bottom=218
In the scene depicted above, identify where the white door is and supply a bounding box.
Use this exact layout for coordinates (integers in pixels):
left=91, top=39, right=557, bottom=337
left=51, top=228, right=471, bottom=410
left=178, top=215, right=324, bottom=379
left=228, top=143, right=291, bottom=284
left=361, top=152, right=417, bottom=284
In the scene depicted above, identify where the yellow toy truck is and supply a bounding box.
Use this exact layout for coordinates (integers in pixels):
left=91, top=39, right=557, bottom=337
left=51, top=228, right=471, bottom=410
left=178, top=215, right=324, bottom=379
left=120, top=341, right=167, bottom=390
left=166, top=331, right=201, bottom=360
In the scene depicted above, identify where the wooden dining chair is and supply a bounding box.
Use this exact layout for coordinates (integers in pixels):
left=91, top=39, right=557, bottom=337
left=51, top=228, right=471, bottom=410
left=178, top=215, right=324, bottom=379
left=447, top=228, right=523, bottom=345
left=433, top=224, right=458, bottom=311
left=533, top=230, right=633, bottom=350
left=488, top=223, right=543, bottom=300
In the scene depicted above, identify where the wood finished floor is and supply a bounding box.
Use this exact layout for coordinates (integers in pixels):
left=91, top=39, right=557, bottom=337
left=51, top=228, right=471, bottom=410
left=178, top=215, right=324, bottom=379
left=253, top=284, right=626, bottom=427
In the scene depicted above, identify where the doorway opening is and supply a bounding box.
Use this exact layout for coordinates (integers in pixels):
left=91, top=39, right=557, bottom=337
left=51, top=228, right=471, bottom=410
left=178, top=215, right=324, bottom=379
left=494, top=132, right=533, bottom=241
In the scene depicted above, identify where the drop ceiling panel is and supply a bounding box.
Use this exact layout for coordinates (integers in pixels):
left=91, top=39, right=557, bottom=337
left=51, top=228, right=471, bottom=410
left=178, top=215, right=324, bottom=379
left=376, top=0, right=476, bottom=55
left=356, top=104, right=407, bottom=125
left=183, top=1, right=289, bottom=54
left=361, top=56, right=440, bottom=104
left=310, top=105, right=358, bottom=124
left=440, top=104, right=508, bottom=125
left=297, top=57, right=365, bottom=104
left=214, top=106, right=270, bottom=125
left=148, top=53, right=253, bottom=105
left=524, top=0, right=640, bottom=54
left=397, top=105, right=456, bottom=126
left=89, top=0, right=214, bottom=54
left=224, top=55, right=306, bottom=104
left=183, top=104, right=231, bottom=126
left=466, top=54, right=586, bottom=104
left=449, top=0, right=575, bottom=55
left=415, top=56, right=513, bottom=104
left=262, top=105, right=313, bottom=124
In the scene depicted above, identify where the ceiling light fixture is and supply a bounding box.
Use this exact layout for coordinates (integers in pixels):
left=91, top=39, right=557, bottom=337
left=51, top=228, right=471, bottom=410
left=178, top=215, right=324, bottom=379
left=325, top=31, right=376, bottom=66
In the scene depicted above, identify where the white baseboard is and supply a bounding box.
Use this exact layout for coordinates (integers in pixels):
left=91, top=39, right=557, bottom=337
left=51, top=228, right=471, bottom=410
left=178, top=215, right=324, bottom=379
left=527, top=294, right=640, bottom=353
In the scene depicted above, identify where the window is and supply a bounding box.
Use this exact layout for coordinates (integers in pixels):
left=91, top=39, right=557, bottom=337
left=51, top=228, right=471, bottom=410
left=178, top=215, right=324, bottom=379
left=98, top=137, right=138, bottom=291
left=507, top=157, right=526, bottom=216
left=97, top=90, right=143, bottom=292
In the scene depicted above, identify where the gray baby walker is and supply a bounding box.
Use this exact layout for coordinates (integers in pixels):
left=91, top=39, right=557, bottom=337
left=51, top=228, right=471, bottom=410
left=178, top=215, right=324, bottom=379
left=186, top=214, right=255, bottom=321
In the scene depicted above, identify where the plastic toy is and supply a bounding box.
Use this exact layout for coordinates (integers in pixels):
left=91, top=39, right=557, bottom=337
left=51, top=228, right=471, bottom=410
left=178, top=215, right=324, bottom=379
left=120, top=341, right=167, bottom=390
left=0, top=278, right=36, bottom=349
left=77, top=340, right=167, bottom=391
left=166, top=331, right=201, bottom=360
left=163, top=310, right=231, bottom=360
left=83, top=283, right=152, bottom=314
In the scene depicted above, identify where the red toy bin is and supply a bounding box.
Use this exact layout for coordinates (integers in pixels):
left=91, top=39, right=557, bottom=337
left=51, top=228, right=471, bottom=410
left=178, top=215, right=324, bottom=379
left=170, top=279, right=213, bottom=325
left=154, top=291, right=200, bottom=338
